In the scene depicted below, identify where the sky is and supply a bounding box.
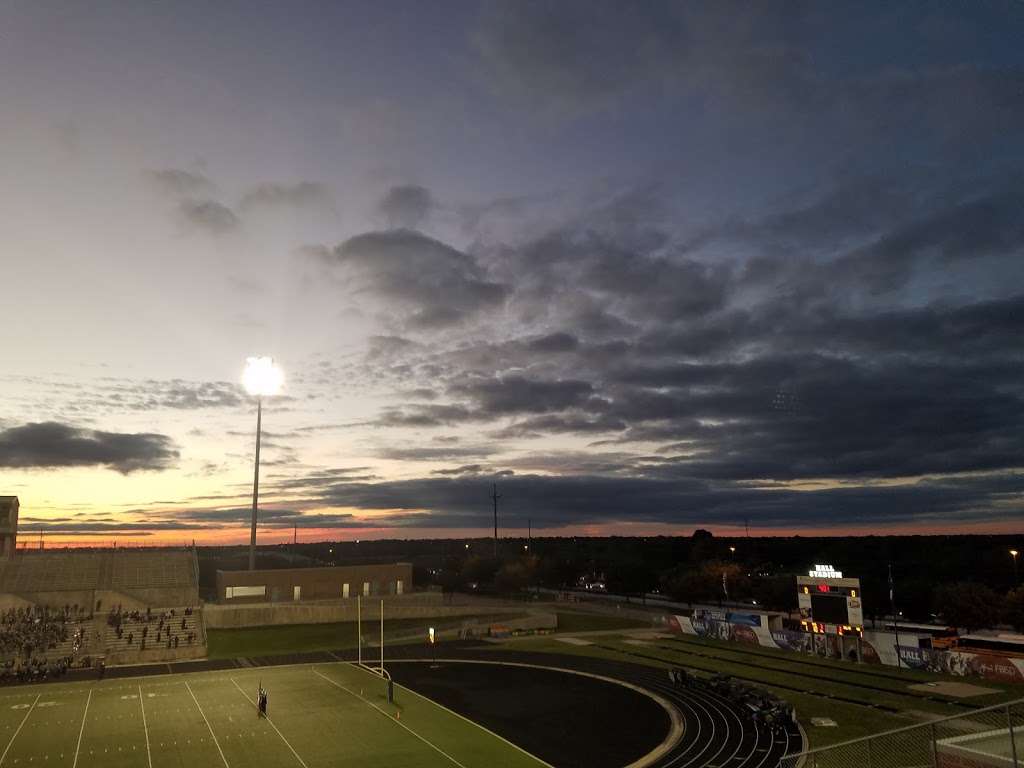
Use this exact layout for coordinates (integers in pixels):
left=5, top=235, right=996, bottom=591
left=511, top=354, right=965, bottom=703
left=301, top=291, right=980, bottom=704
left=2, top=1, right=1024, bottom=546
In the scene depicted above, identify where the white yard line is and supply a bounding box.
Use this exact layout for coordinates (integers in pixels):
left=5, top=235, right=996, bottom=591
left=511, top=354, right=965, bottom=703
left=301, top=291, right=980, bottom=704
left=312, top=667, right=468, bottom=768
left=138, top=684, right=153, bottom=768
left=72, top=689, right=92, bottom=768
left=351, top=663, right=556, bottom=768
left=184, top=680, right=230, bottom=768
left=229, top=677, right=308, bottom=768
left=0, top=693, right=40, bottom=765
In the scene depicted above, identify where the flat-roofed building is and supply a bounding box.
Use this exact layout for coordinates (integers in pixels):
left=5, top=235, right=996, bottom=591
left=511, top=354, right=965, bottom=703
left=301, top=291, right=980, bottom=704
left=216, top=562, right=413, bottom=603
left=0, top=497, right=18, bottom=559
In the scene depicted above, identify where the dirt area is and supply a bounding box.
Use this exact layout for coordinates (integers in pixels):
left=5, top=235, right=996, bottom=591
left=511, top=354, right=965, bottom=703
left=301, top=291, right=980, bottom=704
left=907, top=681, right=997, bottom=698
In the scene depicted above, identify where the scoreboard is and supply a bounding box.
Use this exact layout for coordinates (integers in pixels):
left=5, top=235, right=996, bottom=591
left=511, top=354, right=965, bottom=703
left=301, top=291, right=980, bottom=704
left=797, top=564, right=863, bottom=634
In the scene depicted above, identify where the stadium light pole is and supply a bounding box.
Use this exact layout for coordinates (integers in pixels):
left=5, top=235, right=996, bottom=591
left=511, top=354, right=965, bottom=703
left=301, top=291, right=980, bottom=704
left=242, top=357, right=283, bottom=571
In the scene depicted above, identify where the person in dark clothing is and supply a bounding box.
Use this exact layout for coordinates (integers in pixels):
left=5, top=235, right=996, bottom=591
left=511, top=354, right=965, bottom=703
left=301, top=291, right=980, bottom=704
left=257, top=684, right=268, bottom=717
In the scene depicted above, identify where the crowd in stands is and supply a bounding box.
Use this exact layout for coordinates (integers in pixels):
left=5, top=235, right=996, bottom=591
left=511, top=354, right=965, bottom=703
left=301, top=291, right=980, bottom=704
left=0, top=605, right=93, bottom=684
left=107, top=605, right=198, bottom=651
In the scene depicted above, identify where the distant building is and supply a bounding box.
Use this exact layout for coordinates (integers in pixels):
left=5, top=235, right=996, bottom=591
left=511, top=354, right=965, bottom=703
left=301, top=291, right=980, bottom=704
left=0, top=497, right=18, bottom=559
left=217, top=563, right=412, bottom=603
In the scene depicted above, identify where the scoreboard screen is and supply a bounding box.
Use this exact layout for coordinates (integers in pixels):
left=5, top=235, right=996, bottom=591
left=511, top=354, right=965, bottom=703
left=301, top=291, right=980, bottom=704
left=810, top=593, right=849, bottom=624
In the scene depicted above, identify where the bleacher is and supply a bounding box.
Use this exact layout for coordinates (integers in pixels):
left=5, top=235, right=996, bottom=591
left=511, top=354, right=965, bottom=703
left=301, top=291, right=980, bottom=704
left=103, top=606, right=203, bottom=658
left=0, top=548, right=198, bottom=604
left=0, top=548, right=205, bottom=670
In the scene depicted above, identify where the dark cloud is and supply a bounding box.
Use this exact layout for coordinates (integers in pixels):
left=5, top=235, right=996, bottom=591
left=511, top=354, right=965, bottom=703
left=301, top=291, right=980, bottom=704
left=278, top=469, right=1024, bottom=531
left=449, top=376, right=595, bottom=415
left=378, top=185, right=434, bottom=228
left=527, top=332, right=579, bottom=353
left=239, top=182, right=333, bottom=210
left=178, top=199, right=239, bottom=234
left=319, top=230, right=508, bottom=329
left=0, top=422, right=178, bottom=473
left=376, top=444, right=498, bottom=462
left=374, top=404, right=476, bottom=428
left=60, top=379, right=245, bottom=414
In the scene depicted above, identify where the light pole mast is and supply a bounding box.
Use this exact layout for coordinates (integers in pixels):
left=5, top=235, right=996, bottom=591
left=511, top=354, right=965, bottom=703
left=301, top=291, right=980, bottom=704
left=249, top=396, right=262, bottom=571
left=242, top=357, right=282, bottom=572
left=491, top=483, right=501, bottom=558
left=889, top=562, right=901, bottom=669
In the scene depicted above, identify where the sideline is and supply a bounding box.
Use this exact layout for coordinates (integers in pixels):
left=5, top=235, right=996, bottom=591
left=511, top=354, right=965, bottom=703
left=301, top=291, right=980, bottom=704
left=311, top=667, right=468, bottom=768
left=349, top=661, right=557, bottom=768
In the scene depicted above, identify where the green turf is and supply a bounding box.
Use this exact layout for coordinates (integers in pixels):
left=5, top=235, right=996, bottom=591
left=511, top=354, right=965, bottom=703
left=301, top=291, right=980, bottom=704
left=207, top=614, right=521, bottom=658
left=0, top=663, right=547, bottom=767
left=553, top=611, right=649, bottom=633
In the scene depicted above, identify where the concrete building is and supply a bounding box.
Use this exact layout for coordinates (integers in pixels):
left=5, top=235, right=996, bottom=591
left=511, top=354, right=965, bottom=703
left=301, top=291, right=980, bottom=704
left=0, top=497, right=18, bottom=559
left=216, top=562, right=413, bottom=603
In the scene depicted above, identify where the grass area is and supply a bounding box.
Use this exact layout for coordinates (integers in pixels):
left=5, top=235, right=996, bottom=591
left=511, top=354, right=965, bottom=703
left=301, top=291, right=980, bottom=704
left=0, top=663, right=547, bottom=768
left=207, top=614, right=521, bottom=658
left=554, top=611, right=649, bottom=633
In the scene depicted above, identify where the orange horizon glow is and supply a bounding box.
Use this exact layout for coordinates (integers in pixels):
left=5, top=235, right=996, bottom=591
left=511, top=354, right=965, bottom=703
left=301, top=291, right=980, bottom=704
left=20, top=517, right=1024, bottom=549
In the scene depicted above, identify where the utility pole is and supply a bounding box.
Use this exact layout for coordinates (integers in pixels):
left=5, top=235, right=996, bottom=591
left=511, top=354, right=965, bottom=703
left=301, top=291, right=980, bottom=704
left=528, top=518, right=532, bottom=550
left=249, top=396, right=262, bottom=571
left=745, top=517, right=750, bottom=538
left=491, top=483, right=501, bottom=558
left=889, top=563, right=902, bottom=669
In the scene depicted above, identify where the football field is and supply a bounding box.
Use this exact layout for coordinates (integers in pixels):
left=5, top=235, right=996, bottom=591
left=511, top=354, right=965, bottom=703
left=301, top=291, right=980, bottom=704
left=0, top=663, right=549, bottom=768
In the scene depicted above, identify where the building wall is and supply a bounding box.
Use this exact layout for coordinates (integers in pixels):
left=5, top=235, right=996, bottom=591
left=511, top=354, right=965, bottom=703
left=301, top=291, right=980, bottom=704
left=215, top=563, right=413, bottom=604
left=0, top=497, right=18, bottom=559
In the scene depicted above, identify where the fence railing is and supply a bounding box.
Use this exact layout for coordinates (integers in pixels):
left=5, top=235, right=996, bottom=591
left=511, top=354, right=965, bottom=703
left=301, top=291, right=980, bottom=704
left=780, top=698, right=1024, bottom=768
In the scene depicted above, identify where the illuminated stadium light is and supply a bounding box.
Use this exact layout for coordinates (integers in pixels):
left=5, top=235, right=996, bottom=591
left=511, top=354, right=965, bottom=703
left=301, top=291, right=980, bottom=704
left=242, top=356, right=283, bottom=397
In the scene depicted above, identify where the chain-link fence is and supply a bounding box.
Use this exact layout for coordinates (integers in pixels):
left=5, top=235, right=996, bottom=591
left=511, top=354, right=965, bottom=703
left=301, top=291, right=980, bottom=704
left=779, top=698, right=1024, bottom=768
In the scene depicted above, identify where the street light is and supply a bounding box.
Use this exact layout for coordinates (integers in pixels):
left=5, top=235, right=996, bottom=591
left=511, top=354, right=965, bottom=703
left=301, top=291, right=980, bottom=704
left=243, top=356, right=283, bottom=571
left=1011, top=549, right=1019, bottom=587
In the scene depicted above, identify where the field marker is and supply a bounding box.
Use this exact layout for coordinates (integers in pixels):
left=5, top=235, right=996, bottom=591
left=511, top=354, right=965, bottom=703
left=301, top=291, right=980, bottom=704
left=184, top=681, right=230, bottom=768
left=0, top=694, right=39, bottom=765
left=312, top=667, right=468, bottom=768
left=72, top=690, right=92, bottom=768
left=228, top=678, right=308, bottom=768
left=138, top=685, right=152, bottom=768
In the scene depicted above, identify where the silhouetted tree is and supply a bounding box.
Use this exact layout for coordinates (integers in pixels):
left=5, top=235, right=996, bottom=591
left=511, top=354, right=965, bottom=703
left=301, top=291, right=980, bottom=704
left=933, top=582, right=1002, bottom=632
left=1004, top=588, right=1024, bottom=632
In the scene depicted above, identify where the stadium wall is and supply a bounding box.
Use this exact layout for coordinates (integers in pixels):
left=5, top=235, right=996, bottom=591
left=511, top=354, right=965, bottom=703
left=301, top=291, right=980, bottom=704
left=667, top=612, right=1024, bottom=684
left=203, top=591, right=526, bottom=628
